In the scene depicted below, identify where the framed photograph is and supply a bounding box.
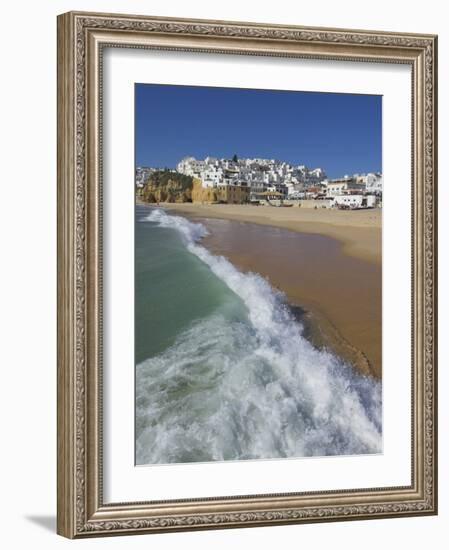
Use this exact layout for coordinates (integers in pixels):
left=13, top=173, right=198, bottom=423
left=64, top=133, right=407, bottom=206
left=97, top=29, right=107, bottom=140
left=57, top=11, right=438, bottom=538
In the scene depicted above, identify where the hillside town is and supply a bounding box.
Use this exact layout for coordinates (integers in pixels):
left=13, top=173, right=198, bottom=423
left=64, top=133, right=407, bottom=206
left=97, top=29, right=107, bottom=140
left=136, top=155, right=383, bottom=209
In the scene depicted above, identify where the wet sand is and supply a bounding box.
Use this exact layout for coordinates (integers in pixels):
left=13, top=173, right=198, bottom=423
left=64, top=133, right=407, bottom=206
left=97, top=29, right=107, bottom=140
left=163, top=203, right=382, bottom=265
left=177, top=214, right=382, bottom=379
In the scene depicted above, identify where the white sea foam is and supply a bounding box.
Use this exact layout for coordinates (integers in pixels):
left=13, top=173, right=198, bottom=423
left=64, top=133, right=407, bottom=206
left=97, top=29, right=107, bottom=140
left=136, top=208, right=382, bottom=464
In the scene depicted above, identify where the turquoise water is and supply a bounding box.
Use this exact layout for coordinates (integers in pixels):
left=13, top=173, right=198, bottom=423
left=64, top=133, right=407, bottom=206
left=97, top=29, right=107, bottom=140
left=135, top=205, right=246, bottom=363
left=135, top=205, right=382, bottom=465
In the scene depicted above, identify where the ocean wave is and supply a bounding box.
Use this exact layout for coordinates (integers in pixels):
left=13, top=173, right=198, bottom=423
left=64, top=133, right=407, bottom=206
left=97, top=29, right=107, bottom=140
left=136, top=208, right=382, bottom=464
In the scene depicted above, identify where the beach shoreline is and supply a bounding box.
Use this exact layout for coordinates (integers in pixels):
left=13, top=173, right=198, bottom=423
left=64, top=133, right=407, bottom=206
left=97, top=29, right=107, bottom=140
left=157, top=202, right=382, bottom=378
left=137, top=200, right=382, bottom=378
left=162, top=202, right=382, bottom=265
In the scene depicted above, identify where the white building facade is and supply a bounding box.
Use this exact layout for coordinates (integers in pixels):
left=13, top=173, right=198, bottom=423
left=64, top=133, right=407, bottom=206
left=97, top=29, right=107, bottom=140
left=364, top=172, right=383, bottom=193
left=333, top=194, right=377, bottom=209
left=176, top=156, right=327, bottom=199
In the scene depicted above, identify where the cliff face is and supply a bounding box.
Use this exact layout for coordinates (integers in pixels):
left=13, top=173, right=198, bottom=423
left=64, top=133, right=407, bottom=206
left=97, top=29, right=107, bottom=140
left=191, top=178, right=218, bottom=203
left=138, top=171, right=249, bottom=204
left=140, top=171, right=193, bottom=203
left=191, top=179, right=249, bottom=204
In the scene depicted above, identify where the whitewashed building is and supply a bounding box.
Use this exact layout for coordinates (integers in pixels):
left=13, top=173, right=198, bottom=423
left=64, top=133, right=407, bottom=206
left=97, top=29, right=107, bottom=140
left=135, top=166, right=156, bottom=187
left=176, top=156, right=327, bottom=198
left=326, top=177, right=366, bottom=197
left=365, top=172, right=383, bottom=193
left=176, top=157, right=206, bottom=177
left=334, top=194, right=377, bottom=209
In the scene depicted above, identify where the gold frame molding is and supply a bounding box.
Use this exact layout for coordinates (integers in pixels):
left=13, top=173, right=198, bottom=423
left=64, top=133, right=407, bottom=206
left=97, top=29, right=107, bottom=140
left=57, top=11, right=438, bottom=539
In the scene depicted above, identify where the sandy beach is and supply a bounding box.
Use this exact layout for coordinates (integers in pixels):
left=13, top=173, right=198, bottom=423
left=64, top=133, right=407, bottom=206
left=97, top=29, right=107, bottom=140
left=164, top=203, right=381, bottom=265
left=162, top=203, right=382, bottom=378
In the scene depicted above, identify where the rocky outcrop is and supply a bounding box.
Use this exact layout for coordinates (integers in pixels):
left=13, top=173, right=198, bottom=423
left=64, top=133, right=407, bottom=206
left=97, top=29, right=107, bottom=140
left=191, top=179, right=249, bottom=204
left=138, top=171, right=249, bottom=204
left=140, top=171, right=193, bottom=203
left=191, top=178, right=218, bottom=203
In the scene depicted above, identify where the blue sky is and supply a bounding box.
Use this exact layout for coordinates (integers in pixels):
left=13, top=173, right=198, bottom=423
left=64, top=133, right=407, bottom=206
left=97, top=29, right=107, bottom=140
left=135, top=84, right=381, bottom=178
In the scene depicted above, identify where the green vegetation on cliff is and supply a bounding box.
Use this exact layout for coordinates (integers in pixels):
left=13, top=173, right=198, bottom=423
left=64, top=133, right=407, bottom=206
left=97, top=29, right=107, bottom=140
left=139, top=170, right=193, bottom=203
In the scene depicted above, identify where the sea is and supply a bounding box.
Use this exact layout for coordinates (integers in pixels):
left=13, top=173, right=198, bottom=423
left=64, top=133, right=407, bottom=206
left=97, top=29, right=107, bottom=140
left=135, top=205, right=382, bottom=465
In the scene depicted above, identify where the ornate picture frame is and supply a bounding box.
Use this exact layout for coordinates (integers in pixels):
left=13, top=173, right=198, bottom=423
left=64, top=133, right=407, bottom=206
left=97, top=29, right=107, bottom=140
left=57, top=11, right=437, bottom=538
